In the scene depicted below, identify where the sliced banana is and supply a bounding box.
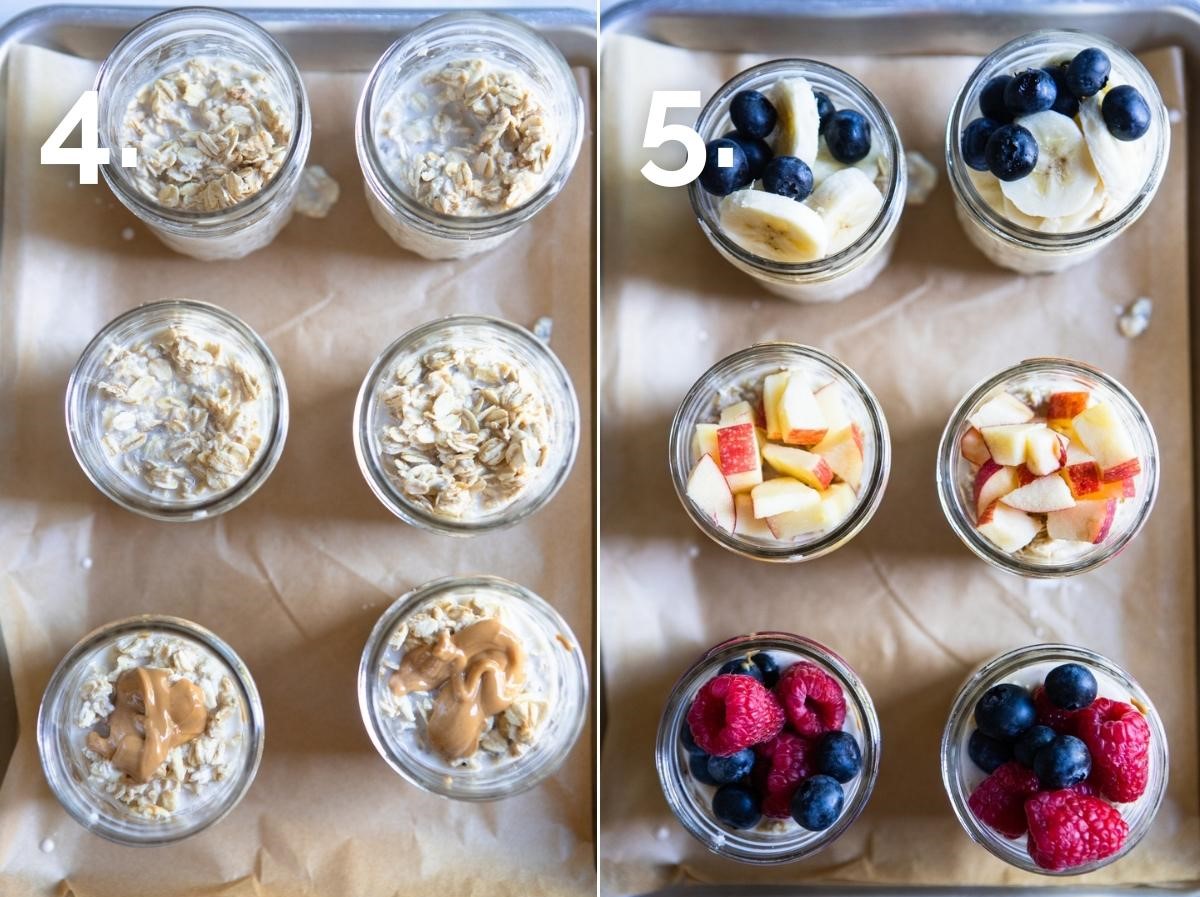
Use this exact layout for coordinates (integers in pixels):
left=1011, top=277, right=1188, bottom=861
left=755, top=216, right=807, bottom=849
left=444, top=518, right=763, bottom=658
left=718, top=188, right=829, bottom=263
left=967, top=167, right=1005, bottom=212
left=806, top=167, right=884, bottom=253
left=1078, top=89, right=1149, bottom=208
left=1040, top=181, right=1108, bottom=233
left=1000, top=110, right=1099, bottom=218
left=769, top=77, right=820, bottom=166
left=811, top=139, right=889, bottom=192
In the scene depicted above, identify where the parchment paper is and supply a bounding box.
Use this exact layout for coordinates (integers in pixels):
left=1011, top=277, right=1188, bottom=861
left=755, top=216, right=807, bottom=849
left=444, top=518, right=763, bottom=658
left=0, top=43, right=594, bottom=897
left=600, top=35, right=1198, bottom=893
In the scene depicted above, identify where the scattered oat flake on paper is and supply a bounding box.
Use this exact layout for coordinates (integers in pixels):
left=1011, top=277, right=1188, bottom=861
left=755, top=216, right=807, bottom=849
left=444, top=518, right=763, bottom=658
left=1118, top=297, right=1152, bottom=338
left=905, top=151, right=939, bottom=205
left=532, top=316, right=553, bottom=344
left=295, top=165, right=340, bottom=218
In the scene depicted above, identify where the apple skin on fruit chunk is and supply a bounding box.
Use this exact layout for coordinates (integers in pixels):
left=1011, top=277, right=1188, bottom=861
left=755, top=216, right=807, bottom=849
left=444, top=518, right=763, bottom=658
left=1047, top=499, right=1117, bottom=544
left=1047, top=391, right=1089, bottom=423
left=751, top=477, right=820, bottom=519
left=974, top=460, right=1019, bottom=516
left=977, top=501, right=1040, bottom=552
left=1025, top=428, right=1067, bottom=476
left=733, top=494, right=773, bottom=539
left=687, top=454, right=735, bottom=532
left=763, top=371, right=790, bottom=441
left=693, top=423, right=719, bottom=464
left=1063, top=460, right=1102, bottom=498
left=778, top=376, right=829, bottom=446
left=767, top=483, right=855, bottom=539
left=717, top=422, right=763, bottom=494
left=1071, top=402, right=1141, bottom=482
left=968, top=393, right=1035, bottom=429
left=814, top=424, right=865, bottom=490
left=762, top=443, right=834, bottom=490
left=1001, top=474, right=1076, bottom=512
left=980, top=422, right=1045, bottom=466
left=960, top=427, right=991, bottom=466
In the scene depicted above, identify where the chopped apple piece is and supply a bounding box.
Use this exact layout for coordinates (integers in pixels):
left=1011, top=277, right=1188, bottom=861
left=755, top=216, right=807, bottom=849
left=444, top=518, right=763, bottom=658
left=1016, top=464, right=1037, bottom=486
left=692, top=423, right=719, bottom=464
left=778, top=377, right=829, bottom=446
left=717, top=421, right=763, bottom=494
left=720, top=401, right=755, bottom=427
left=974, top=460, right=1019, bottom=517
left=751, top=477, right=820, bottom=519
left=1025, top=428, right=1067, bottom=476
left=763, top=372, right=790, bottom=441
left=1062, top=460, right=1102, bottom=498
left=733, top=494, right=773, bottom=539
left=968, top=393, right=1035, bottom=429
left=814, top=424, right=865, bottom=490
left=1002, top=475, right=1076, bottom=512
left=980, top=422, right=1045, bottom=466
left=1047, top=391, right=1089, bottom=423
left=960, top=427, right=991, bottom=466
left=687, top=454, right=735, bottom=532
left=977, top=501, right=1040, bottom=552
left=767, top=483, right=856, bottom=539
left=814, top=382, right=851, bottom=433
left=1047, top=499, right=1117, bottom=544
left=1072, top=402, right=1140, bottom=483
left=762, top=444, right=834, bottom=490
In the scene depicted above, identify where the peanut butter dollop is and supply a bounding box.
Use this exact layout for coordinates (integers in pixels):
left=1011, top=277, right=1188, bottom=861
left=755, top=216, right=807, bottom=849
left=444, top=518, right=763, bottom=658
left=388, top=618, right=526, bottom=760
left=86, top=667, right=208, bottom=784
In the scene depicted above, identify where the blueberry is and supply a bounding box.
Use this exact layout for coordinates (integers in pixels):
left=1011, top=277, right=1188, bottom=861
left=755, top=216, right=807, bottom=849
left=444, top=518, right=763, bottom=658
left=979, top=75, right=1014, bottom=123
left=814, top=731, right=862, bottom=783
left=680, top=721, right=704, bottom=755
left=1044, top=663, right=1098, bottom=711
left=698, top=138, right=750, bottom=196
left=689, top=750, right=720, bottom=785
left=814, top=90, right=836, bottom=134
left=707, top=748, right=755, bottom=784
left=730, top=89, right=777, bottom=139
left=751, top=652, right=780, bottom=689
left=762, top=155, right=814, bottom=201
left=1103, top=85, right=1151, bottom=141
left=1013, top=724, right=1057, bottom=768
left=712, top=783, right=762, bottom=829
left=974, top=682, right=1037, bottom=739
left=1004, top=68, right=1057, bottom=117
left=1033, top=734, right=1092, bottom=789
left=719, top=656, right=764, bottom=682
left=722, top=130, right=772, bottom=180
left=1066, top=47, right=1111, bottom=99
left=961, top=117, right=1001, bottom=171
left=1044, top=64, right=1080, bottom=118
left=985, top=124, right=1038, bottom=182
left=824, top=109, right=872, bottom=164
left=791, top=775, right=844, bottom=831
left=968, top=728, right=1014, bottom=773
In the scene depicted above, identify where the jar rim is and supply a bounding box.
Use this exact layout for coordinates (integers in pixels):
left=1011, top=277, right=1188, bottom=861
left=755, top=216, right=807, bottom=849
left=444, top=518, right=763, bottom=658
left=36, top=614, right=265, bottom=845
left=352, top=313, right=580, bottom=535
left=356, top=574, right=589, bottom=801
left=668, top=342, right=891, bottom=562
left=935, top=356, right=1159, bottom=578
left=64, top=298, right=290, bottom=522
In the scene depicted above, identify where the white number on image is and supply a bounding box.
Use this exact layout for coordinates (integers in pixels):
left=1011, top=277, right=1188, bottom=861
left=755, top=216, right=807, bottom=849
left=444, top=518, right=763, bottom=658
left=640, top=90, right=706, bottom=188
left=41, top=90, right=136, bottom=184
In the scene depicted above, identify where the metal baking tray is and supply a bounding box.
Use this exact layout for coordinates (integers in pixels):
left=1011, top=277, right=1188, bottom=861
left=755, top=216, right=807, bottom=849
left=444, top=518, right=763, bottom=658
left=0, top=0, right=596, bottom=791
left=599, top=0, right=1200, bottom=893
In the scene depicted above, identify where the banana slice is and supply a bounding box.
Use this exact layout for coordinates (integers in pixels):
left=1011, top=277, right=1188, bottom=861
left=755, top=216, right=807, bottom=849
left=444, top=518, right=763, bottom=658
left=718, top=188, right=829, bottom=263
left=769, top=78, right=820, bottom=165
left=1078, top=89, right=1149, bottom=208
left=811, top=139, right=889, bottom=192
left=967, top=167, right=1005, bottom=212
left=1000, top=110, right=1098, bottom=217
left=806, top=167, right=884, bottom=253
left=1041, top=182, right=1108, bottom=233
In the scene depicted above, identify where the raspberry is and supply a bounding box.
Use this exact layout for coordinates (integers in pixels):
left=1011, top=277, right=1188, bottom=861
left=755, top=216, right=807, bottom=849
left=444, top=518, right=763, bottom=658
left=753, top=731, right=813, bottom=818
left=774, top=661, right=846, bottom=737
left=1025, top=789, right=1129, bottom=871
left=687, top=673, right=785, bottom=757
left=1034, top=686, right=1079, bottom=735
left=1076, top=698, right=1151, bottom=803
left=967, top=761, right=1041, bottom=838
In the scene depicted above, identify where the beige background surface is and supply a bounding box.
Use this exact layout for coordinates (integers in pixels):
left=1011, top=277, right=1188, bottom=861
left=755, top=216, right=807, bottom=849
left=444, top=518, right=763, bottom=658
left=0, top=43, right=595, bottom=896
left=600, top=35, right=1198, bottom=893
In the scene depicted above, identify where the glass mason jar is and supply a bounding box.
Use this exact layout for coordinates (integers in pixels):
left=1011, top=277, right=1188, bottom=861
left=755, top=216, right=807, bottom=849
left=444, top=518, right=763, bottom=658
left=689, top=59, right=907, bottom=303
left=65, top=299, right=289, bottom=522
left=355, top=12, right=584, bottom=260
left=946, top=30, right=1169, bottom=274
left=941, top=643, right=1168, bottom=875
left=936, top=358, right=1158, bottom=578
left=353, top=314, right=579, bottom=535
left=358, top=575, right=589, bottom=801
left=668, top=343, right=890, bottom=562
left=95, top=7, right=312, bottom=261
left=656, top=632, right=881, bottom=864
left=37, top=615, right=265, bottom=846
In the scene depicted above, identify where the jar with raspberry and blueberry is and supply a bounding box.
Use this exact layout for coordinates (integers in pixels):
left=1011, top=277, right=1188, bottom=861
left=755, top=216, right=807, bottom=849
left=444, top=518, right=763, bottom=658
left=656, top=632, right=881, bottom=863
left=941, top=644, right=1168, bottom=874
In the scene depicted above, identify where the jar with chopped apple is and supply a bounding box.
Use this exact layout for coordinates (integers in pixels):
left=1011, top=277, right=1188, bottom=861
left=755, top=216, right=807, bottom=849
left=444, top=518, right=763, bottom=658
left=689, top=59, right=906, bottom=303
left=936, top=358, right=1158, bottom=577
left=96, top=7, right=312, bottom=261
left=942, top=643, right=1167, bottom=874
left=669, top=343, right=890, bottom=562
left=947, top=30, right=1169, bottom=274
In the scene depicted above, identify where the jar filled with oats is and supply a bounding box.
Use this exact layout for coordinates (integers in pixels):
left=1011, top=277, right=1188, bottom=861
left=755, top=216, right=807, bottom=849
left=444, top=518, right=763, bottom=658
left=358, top=575, right=589, bottom=800
left=37, top=615, right=264, bottom=844
left=95, top=8, right=311, bottom=261
left=353, top=315, right=580, bottom=534
left=66, top=299, right=289, bottom=521
left=355, top=12, right=584, bottom=260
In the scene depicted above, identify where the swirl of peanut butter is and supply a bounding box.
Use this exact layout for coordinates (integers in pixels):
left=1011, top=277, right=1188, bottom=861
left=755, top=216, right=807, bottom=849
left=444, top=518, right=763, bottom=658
left=86, top=667, right=208, bottom=784
left=388, top=618, right=526, bottom=760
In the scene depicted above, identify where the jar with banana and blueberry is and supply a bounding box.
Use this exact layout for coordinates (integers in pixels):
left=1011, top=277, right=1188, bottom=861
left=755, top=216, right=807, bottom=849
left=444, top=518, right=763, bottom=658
left=689, top=60, right=906, bottom=304
left=947, top=31, right=1169, bottom=274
